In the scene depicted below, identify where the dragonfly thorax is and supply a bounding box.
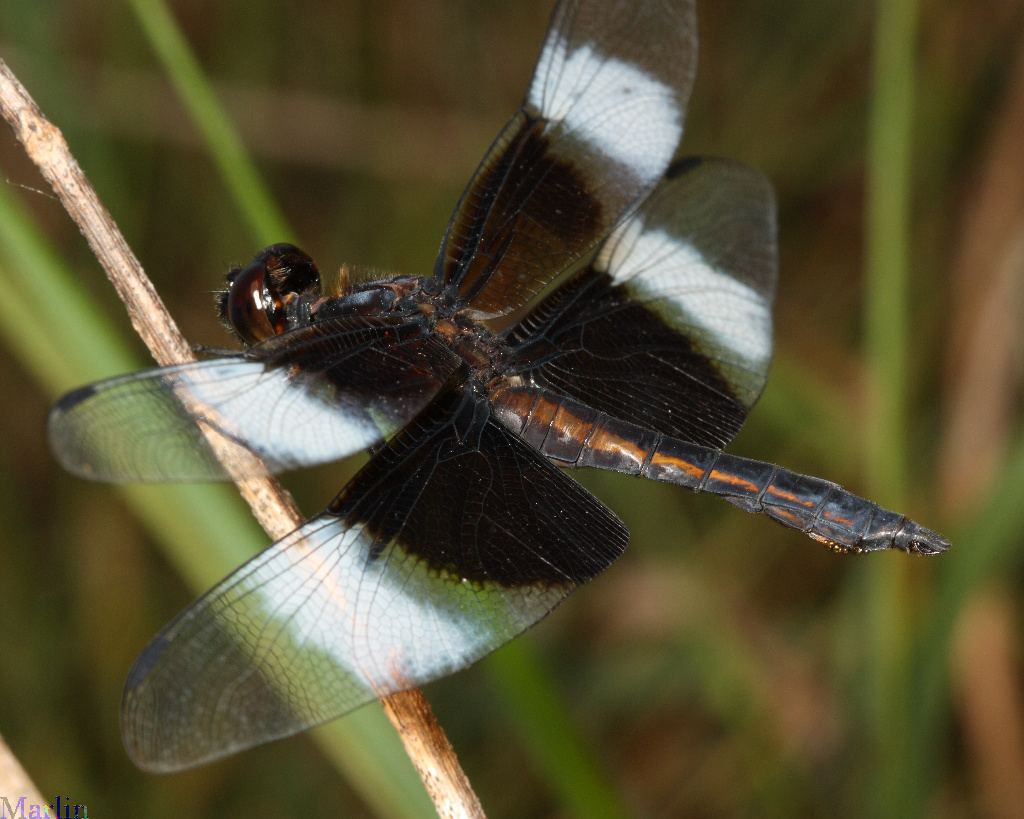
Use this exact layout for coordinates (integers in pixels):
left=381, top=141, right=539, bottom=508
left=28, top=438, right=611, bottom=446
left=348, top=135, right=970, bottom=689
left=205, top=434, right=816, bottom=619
left=311, top=269, right=513, bottom=386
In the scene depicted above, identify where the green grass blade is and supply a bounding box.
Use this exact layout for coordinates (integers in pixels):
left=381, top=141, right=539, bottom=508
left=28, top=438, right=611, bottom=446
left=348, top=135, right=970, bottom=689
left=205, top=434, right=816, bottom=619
left=865, top=7, right=917, bottom=484
left=862, top=0, right=921, bottom=815
left=0, top=186, right=434, bottom=819
left=485, top=642, right=631, bottom=819
left=126, top=0, right=295, bottom=246
left=0, top=185, right=135, bottom=385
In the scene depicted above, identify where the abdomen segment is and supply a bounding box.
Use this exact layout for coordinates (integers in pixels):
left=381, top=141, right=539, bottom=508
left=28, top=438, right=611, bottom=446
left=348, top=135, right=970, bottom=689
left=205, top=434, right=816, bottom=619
left=491, top=385, right=949, bottom=555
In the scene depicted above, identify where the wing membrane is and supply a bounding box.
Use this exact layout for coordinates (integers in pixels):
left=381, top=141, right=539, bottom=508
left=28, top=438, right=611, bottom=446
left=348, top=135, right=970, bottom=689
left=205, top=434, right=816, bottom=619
left=505, top=157, right=777, bottom=447
left=121, top=386, right=628, bottom=771
left=437, top=0, right=697, bottom=317
left=49, top=318, right=458, bottom=482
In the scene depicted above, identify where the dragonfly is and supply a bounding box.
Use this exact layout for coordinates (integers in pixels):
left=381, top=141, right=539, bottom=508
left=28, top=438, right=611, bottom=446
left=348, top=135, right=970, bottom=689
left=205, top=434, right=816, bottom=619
left=48, top=0, right=949, bottom=773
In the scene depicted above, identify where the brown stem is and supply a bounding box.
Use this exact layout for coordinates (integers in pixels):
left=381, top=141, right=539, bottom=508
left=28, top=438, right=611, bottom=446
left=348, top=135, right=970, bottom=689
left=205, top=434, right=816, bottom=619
left=0, top=730, right=47, bottom=813
left=0, top=57, right=484, bottom=819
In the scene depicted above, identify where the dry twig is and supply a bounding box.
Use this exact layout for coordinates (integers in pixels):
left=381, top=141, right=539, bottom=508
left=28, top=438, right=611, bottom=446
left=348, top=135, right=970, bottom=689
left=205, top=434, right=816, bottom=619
left=0, top=730, right=47, bottom=813
left=0, top=57, right=484, bottom=819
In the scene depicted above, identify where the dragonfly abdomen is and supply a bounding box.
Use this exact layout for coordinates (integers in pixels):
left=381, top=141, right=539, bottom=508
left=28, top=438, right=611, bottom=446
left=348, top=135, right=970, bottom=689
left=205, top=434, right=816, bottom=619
left=644, top=440, right=889, bottom=552
left=491, top=385, right=948, bottom=555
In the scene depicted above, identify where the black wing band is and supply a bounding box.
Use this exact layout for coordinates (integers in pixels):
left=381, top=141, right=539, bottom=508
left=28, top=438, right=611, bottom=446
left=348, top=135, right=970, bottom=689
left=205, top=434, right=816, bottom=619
left=437, top=0, right=697, bottom=317
left=121, top=385, right=628, bottom=771
left=505, top=157, right=777, bottom=448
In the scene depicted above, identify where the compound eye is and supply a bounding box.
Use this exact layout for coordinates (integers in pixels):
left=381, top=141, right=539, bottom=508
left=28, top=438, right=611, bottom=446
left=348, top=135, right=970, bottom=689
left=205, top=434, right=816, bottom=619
left=225, top=258, right=278, bottom=344
left=265, top=244, right=321, bottom=297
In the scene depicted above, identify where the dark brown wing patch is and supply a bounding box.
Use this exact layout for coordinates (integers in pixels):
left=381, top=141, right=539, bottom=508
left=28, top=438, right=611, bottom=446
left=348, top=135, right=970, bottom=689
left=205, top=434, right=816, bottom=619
left=436, top=0, right=698, bottom=317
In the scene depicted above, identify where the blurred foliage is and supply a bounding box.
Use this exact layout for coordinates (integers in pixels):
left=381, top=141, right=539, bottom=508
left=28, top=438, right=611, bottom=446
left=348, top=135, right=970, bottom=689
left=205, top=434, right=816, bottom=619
left=1, top=0, right=1024, bottom=817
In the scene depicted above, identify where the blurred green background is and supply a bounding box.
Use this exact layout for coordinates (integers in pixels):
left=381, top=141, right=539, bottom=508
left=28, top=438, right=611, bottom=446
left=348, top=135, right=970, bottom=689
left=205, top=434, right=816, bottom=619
left=1, top=0, right=1023, bottom=816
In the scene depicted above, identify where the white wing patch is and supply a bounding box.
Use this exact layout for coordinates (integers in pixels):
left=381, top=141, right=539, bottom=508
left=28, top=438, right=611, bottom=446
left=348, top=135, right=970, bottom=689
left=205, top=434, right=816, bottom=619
left=598, top=221, right=773, bottom=367
left=244, top=518, right=558, bottom=693
left=528, top=38, right=682, bottom=183
left=174, top=361, right=384, bottom=470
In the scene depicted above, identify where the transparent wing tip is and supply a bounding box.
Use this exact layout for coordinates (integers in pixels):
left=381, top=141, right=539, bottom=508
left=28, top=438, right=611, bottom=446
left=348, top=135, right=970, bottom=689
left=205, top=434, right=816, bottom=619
left=47, top=387, right=105, bottom=480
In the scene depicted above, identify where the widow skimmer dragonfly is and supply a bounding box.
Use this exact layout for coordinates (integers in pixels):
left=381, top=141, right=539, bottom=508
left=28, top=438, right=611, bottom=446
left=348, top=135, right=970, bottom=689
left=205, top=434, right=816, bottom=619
left=48, top=0, right=948, bottom=773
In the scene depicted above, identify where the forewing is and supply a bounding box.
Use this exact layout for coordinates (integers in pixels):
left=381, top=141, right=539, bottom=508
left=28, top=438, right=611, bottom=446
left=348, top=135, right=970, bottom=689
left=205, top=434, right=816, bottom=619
left=49, top=318, right=458, bottom=482
left=506, top=157, right=777, bottom=447
left=121, top=386, right=628, bottom=771
left=437, top=0, right=697, bottom=317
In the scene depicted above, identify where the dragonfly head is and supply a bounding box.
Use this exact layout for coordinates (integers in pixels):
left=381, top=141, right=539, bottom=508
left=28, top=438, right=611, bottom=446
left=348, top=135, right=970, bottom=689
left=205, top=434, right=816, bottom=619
left=219, top=243, right=322, bottom=345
